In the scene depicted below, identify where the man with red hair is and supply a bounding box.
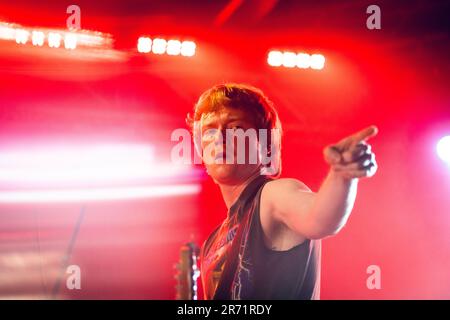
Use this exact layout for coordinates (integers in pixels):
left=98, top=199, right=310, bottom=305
left=187, top=83, right=377, bottom=300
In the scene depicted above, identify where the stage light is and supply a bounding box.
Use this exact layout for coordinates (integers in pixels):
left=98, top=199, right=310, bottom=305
left=0, top=23, right=16, bottom=41
left=310, top=54, right=326, bottom=70
left=0, top=144, right=153, bottom=183
left=152, top=38, right=167, bottom=54
left=0, top=143, right=202, bottom=203
left=267, top=49, right=325, bottom=70
left=282, top=51, right=297, bottom=68
left=64, top=33, right=77, bottom=50
left=180, top=41, right=196, bottom=57
left=137, top=37, right=152, bottom=53
left=0, top=144, right=202, bottom=185
left=2, top=20, right=113, bottom=53
left=167, top=40, right=182, bottom=56
left=0, top=162, right=193, bottom=184
left=76, top=31, right=111, bottom=47
left=0, top=184, right=201, bottom=203
left=296, top=53, right=311, bottom=69
left=15, top=29, right=29, bottom=44
left=31, top=31, right=45, bottom=46
left=48, top=32, right=62, bottom=48
left=267, top=50, right=283, bottom=67
left=136, top=36, right=195, bottom=57
left=437, top=136, right=450, bottom=164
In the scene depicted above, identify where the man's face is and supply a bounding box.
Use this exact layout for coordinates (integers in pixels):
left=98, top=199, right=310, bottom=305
left=199, top=107, right=262, bottom=185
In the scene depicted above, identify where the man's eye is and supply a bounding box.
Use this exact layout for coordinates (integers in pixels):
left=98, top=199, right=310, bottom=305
left=202, top=129, right=217, bottom=140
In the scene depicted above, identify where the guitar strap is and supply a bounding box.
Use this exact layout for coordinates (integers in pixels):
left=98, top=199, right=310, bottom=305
left=212, top=208, right=252, bottom=300
left=212, top=175, right=271, bottom=300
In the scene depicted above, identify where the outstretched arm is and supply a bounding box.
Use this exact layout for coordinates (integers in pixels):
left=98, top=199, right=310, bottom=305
left=265, top=126, right=378, bottom=239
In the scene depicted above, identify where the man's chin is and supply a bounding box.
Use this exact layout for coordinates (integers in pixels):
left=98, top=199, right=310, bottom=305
left=208, top=164, right=240, bottom=184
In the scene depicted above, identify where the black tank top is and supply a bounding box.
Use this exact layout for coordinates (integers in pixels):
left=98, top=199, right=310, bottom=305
left=201, top=175, right=321, bottom=300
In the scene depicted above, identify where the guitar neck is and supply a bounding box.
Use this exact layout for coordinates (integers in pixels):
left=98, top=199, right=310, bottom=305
left=175, top=242, right=200, bottom=300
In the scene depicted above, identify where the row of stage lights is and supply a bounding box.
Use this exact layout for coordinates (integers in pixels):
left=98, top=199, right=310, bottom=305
left=267, top=50, right=326, bottom=70
left=0, top=22, right=112, bottom=51
left=1, top=22, right=197, bottom=56
left=15, top=29, right=77, bottom=49
left=1, top=21, right=327, bottom=69
left=137, top=37, right=196, bottom=57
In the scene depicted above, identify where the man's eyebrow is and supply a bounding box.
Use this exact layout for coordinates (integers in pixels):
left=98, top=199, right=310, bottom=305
left=200, top=115, right=248, bottom=129
left=200, top=120, right=217, bottom=132
left=201, top=119, right=216, bottom=127
left=227, top=117, right=244, bottom=122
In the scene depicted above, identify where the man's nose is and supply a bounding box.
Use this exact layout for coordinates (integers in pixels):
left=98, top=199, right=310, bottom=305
left=212, top=127, right=226, bottom=145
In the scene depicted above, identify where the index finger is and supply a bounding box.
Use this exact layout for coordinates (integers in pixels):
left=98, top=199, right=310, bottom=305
left=351, top=125, right=378, bottom=144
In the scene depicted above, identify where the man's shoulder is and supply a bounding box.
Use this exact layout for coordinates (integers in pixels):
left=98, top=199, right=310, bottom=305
left=261, top=177, right=314, bottom=217
left=259, top=177, right=314, bottom=249
left=264, top=177, right=312, bottom=194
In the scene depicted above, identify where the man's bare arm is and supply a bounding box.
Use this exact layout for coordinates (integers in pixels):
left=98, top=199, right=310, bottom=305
left=264, top=126, right=378, bottom=239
